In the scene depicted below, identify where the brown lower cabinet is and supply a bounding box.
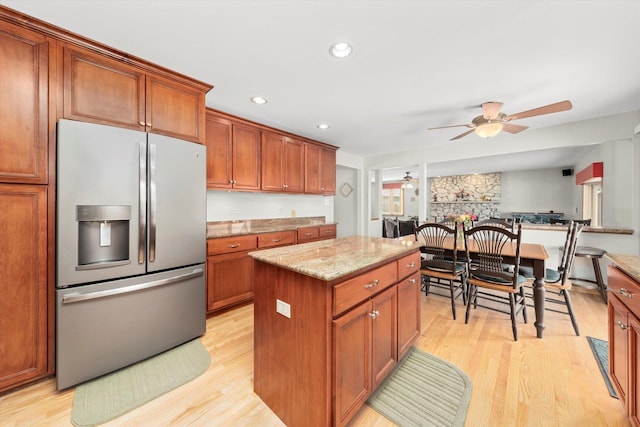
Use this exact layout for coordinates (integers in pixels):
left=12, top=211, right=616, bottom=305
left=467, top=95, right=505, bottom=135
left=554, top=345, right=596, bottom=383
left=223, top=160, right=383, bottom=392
left=0, top=184, right=50, bottom=393
left=206, top=230, right=300, bottom=313
left=608, top=265, right=640, bottom=426
left=253, top=249, right=421, bottom=426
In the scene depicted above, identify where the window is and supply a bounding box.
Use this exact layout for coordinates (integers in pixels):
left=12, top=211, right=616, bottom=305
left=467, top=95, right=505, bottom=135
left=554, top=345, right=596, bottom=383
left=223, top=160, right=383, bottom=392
left=582, top=182, right=602, bottom=226
left=381, top=184, right=403, bottom=216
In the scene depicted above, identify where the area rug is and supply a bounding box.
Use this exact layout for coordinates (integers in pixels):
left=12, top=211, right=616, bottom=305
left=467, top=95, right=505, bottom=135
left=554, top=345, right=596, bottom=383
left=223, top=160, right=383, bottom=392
left=587, top=336, right=618, bottom=399
left=71, top=338, right=210, bottom=427
left=367, top=346, right=472, bottom=427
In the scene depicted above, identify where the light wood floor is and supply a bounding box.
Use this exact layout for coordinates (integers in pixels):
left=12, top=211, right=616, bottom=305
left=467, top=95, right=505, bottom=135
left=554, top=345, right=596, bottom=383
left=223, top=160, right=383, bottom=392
left=0, top=286, right=628, bottom=426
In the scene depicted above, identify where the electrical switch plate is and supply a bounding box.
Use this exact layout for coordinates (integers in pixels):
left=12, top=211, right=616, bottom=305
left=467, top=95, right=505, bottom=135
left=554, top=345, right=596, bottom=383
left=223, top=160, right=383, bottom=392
left=276, top=299, right=291, bottom=318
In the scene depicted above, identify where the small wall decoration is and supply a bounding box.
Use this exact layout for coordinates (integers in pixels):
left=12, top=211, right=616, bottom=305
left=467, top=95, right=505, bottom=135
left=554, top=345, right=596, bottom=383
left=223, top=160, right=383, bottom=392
left=340, top=182, right=353, bottom=197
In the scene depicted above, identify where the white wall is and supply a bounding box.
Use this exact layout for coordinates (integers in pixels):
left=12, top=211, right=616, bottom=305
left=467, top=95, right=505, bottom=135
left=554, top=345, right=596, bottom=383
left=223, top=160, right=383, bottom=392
left=335, top=166, right=358, bottom=237
left=500, top=168, right=576, bottom=218
left=206, top=191, right=333, bottom=222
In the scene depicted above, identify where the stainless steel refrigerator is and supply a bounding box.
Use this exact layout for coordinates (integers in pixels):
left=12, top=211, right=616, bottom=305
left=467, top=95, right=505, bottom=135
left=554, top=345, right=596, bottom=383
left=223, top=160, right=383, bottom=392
left=55, top=119, right=206, bottom=390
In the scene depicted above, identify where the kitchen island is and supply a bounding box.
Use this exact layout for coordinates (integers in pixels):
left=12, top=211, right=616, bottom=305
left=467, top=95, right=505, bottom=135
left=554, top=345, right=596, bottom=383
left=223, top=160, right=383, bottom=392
left=249, top=236, right=421, bottom=427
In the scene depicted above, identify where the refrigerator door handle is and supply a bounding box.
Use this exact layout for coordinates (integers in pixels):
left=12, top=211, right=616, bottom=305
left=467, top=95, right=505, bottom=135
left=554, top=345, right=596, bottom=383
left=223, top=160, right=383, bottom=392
left=149, top=143, right=157, bottom=262
left=138, top=142, right=147, bottom=265
left=61, top=268, right=204, bottom=304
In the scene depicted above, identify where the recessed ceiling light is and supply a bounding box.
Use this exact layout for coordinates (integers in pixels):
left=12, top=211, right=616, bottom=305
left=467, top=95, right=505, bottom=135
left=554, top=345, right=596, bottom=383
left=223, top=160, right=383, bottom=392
left=317, top=123, right=330, bottom=130
left=250, top=96, right=267, bottom=104
left=329, top=42, right=353, bottom=58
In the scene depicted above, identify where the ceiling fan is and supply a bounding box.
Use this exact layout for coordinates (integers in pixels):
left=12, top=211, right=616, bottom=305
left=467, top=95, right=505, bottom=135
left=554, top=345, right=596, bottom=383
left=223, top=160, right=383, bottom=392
left=428, top=100, right=573, bottom=141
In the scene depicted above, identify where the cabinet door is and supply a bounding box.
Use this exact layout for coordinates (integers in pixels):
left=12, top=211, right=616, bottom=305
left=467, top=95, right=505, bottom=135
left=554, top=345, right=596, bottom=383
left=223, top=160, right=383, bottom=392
left=397, top=271, right=421, bottom=358
left=283, top=137, right=304, bottom=193
left=321, top=147, right=337, bottom=195
left=232, top=123, right=261, bottom=190
left=145, top=74, right=205, bottom=144
left=0, top=21, right=50, bottom=184
left=304, top=143, right=322, bottom=194
left=333, top=301, right=371, bottom=426
left=206, top=251, right=254, bottom=312
left=371, top=286, right=398, bottom=389
left=205, top=114, right=233, bottom=189
left=63, top=45, right=146, bottom=130
left=629, top=314, right=640, bottom=426
left=0, top=184, right=49, bottom=392
left=609, top=294, right=629, bottom=406
left=261, top=131, right=285, bottom=191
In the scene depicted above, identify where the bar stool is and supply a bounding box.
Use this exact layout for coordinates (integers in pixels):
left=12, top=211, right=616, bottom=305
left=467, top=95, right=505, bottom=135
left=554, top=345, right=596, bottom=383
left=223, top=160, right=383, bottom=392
left=570, top=246, right=608, bottom=303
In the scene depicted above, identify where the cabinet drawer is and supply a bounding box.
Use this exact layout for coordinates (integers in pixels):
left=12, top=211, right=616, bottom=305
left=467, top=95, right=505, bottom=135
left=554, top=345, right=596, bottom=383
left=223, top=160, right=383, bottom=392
left=297, top=227, right=320, bottom=242
left=319, top=224, right=337, bottom=239
left=333, top=263, right=398, bottom=316
left=397, top=251, right=420, bottom=279
left=258, top=231, right=296, bottom=248
left=207, top=235, right=257, bottom=255
left=608, top=265, right=640, bottom=314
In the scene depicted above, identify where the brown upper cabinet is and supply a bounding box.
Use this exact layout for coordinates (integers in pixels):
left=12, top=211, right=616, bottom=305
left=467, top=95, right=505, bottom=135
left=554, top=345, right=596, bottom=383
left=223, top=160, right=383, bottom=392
left=0, top=20, right=52, bottom=184
left=206, top=111, right=261, bottom=190
left=261, top=131, right=305, bottom=193
left=62, top=44, right=207, bottom=144
left=305, top=143, right=337, bottom=195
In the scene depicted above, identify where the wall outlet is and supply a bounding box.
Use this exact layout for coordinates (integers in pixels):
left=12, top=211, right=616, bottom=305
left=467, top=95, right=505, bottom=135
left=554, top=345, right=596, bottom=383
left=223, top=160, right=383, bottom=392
left=291, top=209, right=296, bottom=218
left=276, top=299, right=291, bottom=318
left=230, top=208, right=238, bottom=214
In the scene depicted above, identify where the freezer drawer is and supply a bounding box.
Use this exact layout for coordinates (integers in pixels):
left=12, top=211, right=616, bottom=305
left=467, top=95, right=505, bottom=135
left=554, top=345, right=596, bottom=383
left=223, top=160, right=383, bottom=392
left=56, top=264, right=206, bottom=390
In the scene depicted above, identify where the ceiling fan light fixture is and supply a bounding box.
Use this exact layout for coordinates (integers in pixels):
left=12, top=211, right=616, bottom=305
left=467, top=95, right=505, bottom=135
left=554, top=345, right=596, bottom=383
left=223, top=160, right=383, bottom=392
left=401, top=171, right=414, bottom=188
left=475, top=122, right=503, bottom=138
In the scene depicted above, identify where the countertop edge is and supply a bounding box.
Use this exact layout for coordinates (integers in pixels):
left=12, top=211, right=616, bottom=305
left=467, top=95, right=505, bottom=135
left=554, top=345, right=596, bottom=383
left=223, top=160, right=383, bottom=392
left=606, top=253, right=640, bottom=283
left=207, top=222, right=338, bottom=239
left=521, top=224, right=633, bottom=235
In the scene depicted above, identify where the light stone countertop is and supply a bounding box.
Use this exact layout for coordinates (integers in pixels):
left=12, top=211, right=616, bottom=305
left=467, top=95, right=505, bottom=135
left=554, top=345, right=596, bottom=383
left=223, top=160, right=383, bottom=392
left=248, top=235, right=419, bottom=281
left=606, top=253, right=640, bottom=283
left=206, top=216, right=334, bottom=239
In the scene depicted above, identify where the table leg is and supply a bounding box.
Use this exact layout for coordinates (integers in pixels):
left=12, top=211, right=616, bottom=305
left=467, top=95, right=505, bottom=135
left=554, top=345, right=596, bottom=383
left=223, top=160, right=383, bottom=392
left=533, top=261, right=546, bottom=338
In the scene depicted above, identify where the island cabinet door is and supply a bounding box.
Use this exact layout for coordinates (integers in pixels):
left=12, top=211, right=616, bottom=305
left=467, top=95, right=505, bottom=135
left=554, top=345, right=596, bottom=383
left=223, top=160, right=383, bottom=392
left=333, top=301, right=371, bottom=427
left=333, top=285, right=398, bottom=427
left=397, top=271, right=421, bottom=358
left=609, top=294, right=630, bottom=407
left=370, top=286, right=398, bottom=389
left=629, top=314, right=640, bottom=426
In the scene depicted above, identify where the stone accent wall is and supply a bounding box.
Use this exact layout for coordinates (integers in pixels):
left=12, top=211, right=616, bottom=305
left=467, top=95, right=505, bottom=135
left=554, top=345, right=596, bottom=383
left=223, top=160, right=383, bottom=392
left=429, top=173, right=501, bottom=221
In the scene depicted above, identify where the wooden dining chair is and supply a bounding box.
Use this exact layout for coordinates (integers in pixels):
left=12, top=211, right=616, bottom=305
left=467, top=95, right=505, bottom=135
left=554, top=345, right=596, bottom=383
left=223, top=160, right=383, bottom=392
left=520, top=221, right=584, bottom=335
left=416, top=223, right=467, bottom=320
left=463, top=224, right=528, bottom=341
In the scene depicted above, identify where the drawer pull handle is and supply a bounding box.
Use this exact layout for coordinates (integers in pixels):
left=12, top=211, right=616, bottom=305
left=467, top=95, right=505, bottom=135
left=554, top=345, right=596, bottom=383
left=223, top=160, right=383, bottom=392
left=406, top=262, right=416, bottom=268
left=139, top=121, right=145, bottom=126
left=305, top=232, right=313, bottom=236
left=617, top=320, right=630, bottom=330
left=364, top=279, right=379, bottom=289
left=369, top=310, right=380, bottom=319
left=618, top=288, right=633, bottom=298
left=272, top=238, right=281, bottom=242
left=227, top=244, right=240, bottom=248
left=409, top=278, right=416, bottom=284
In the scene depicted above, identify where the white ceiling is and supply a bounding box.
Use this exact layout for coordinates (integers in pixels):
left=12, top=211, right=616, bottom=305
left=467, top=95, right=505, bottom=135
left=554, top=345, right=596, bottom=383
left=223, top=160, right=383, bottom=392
left=4, top=0, right=639, bottom=171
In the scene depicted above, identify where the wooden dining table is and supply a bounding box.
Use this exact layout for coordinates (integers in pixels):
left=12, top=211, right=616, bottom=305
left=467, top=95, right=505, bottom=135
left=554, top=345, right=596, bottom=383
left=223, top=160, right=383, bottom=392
left=420, top=236, right=550, bottom=338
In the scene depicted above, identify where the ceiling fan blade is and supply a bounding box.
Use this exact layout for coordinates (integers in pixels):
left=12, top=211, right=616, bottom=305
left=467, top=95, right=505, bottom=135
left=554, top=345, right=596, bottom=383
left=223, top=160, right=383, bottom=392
left=504, top=100, right=572, bottom=121
left=502, top=123, right=529, bottom=134
left=482, top=102, right=503, bottom=120
left=428, top=123, right=473, bottom=130
left=450, top=129, right=476, bottom=141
